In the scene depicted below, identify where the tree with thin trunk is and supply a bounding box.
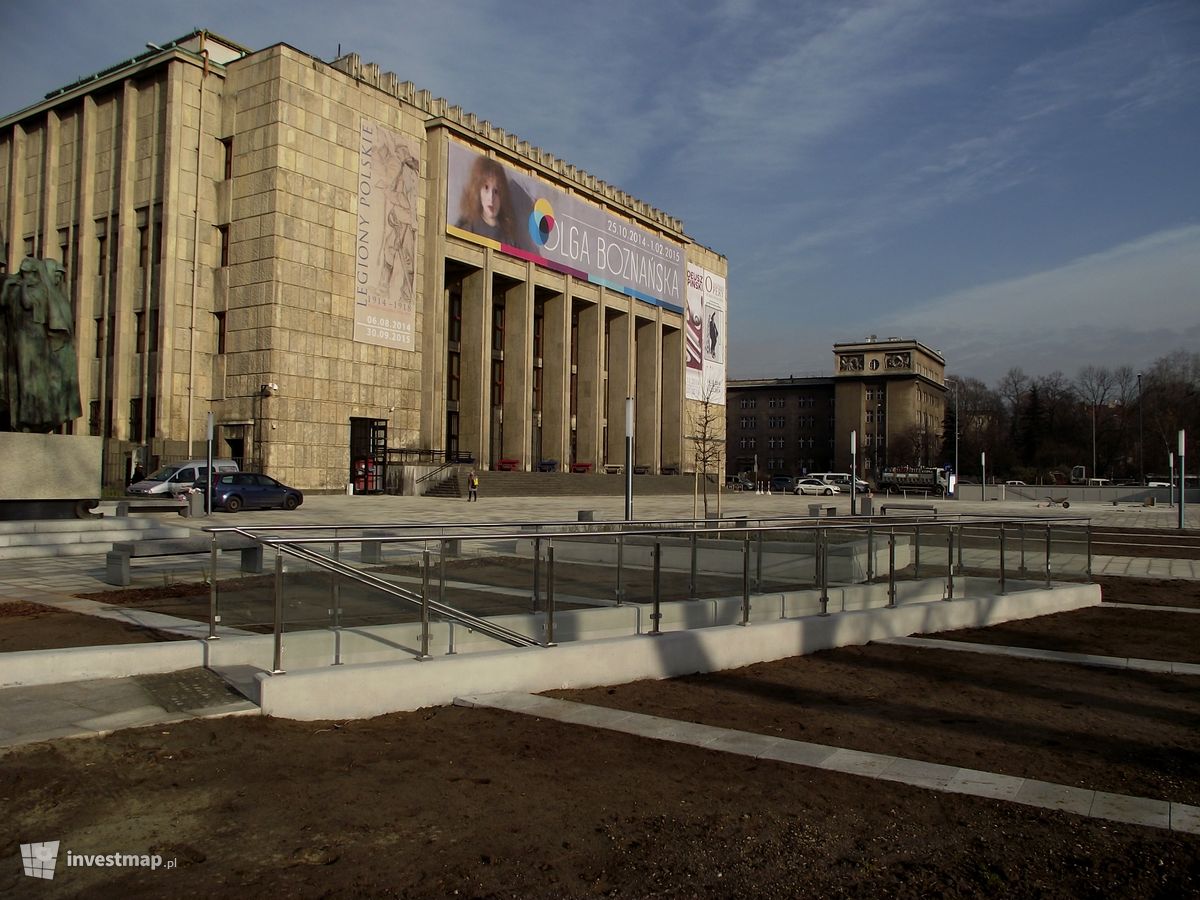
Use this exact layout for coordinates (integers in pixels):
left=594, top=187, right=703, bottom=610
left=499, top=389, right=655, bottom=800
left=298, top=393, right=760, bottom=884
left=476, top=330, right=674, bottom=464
left=688, top=381, right=724, bottom=520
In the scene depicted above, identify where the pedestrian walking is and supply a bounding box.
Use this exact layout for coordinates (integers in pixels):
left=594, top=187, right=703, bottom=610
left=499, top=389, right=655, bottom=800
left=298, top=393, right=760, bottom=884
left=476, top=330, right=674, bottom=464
left=467, top=469, right=479, bottom=502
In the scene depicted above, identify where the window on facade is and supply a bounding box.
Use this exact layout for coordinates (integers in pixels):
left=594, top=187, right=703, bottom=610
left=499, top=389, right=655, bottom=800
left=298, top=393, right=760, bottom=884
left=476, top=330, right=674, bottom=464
left=739, top=397, right=757, bottom=409
left=218, top=225, right=230, bottom=267
left=94, top=317, right=104, bottom=358
left=739, top=416, right=756, bottom=429
left=129, top=399, right=143, bottom=442
left=138, top=223, right=149, bottom=269
left=88, top=401, right=101, bottom=436
left=215, top=311, right=227, bottom=354
left=491, top=359, right=504, bottom=406
left=492, top=303, right=505, bottom=352
left=220, top=137, right=234, bottom=180
left=135, top=310, right=146, bottom=353
left=447, top=352, right=461, bottom=402
left=97, top=234, right=107, bottom=279
left=448, top=290, right=462, bottom=343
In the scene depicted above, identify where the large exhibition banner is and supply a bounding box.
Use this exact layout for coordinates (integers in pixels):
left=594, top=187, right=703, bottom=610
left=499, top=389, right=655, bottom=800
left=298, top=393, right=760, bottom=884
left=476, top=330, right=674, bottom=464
left=355, top=119, right=420, bottom=350
left=446, top=142, right=685, bottom=312
left=685, top=264, right=726, bottom=405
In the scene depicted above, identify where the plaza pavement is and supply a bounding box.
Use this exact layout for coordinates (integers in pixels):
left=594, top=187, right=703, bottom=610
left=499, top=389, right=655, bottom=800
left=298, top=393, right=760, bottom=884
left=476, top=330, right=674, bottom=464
left=1, top=489, right=1198, bottom=835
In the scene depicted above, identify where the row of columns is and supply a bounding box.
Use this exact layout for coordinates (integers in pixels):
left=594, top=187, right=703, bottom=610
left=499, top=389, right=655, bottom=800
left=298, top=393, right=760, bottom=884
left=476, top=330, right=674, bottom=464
left=448, top=259, right=683, bottom=472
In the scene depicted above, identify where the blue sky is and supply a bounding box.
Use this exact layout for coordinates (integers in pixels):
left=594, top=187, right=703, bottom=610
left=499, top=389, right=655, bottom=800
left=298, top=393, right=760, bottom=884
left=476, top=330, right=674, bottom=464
left=2, top=0, right=1197, bottom=385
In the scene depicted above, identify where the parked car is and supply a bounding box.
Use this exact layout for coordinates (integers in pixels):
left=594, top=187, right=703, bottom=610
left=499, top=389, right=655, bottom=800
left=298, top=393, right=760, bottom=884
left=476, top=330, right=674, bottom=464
left=769, top=475, right=796, bottom=493
left=127, top=458, right=239, bottom=496
left=793, top=478, right=840, bottom=496
left=1005, top=480, right=1027, bottom=486
left=727, top=475, right=755, bottom=492
left=203, top=472, right=304, bottom=512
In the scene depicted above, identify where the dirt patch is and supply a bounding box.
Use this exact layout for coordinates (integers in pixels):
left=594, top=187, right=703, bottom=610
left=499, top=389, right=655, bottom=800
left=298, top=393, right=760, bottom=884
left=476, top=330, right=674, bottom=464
left=1096, top=574, right=1200, bottom=608
left=1, top=704, right=1197, bottom=898
left=0, top=581, right=1197, bottom=895
left=0, top=602, right=183, bottom=653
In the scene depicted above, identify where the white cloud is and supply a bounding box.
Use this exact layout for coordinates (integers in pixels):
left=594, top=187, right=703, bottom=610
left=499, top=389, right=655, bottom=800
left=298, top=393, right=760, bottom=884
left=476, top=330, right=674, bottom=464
left=880, top=224, right=1200, bottom=379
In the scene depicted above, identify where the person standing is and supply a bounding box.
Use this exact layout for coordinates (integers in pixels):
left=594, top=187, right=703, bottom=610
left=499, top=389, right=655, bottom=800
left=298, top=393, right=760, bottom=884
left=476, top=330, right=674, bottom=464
left=467, top=470, right=479, bottom=502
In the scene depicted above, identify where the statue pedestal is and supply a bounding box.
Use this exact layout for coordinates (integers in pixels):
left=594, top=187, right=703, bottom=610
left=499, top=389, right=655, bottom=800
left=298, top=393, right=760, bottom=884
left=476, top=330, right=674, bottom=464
left=0, top=433, right=103, bottom=519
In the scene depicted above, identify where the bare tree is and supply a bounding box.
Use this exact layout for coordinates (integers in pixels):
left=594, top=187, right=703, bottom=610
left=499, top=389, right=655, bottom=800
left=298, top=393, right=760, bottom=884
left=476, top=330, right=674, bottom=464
left=688, top=381, right=724, bottom=519
left=1075, top=365, right=1115, bottom=478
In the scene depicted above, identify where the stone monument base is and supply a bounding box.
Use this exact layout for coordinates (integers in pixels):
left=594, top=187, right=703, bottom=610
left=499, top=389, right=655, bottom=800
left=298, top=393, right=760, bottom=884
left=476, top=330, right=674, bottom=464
left=0, top=433, right=103, bottom=519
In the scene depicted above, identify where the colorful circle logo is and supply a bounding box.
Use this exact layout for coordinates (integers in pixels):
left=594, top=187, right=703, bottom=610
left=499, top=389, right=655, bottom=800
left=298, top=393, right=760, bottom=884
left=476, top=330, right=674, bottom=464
left=528, top=198, right=555, bottom=247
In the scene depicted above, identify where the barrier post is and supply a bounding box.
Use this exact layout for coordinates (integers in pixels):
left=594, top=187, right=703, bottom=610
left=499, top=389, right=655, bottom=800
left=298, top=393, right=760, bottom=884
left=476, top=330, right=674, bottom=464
left=886, top=529, right=896, bottom=608
left=545, top=540, right=557, bottom=646
left=207, top=532, right=219, bottom=640
left=998, top=524, right=1007, bottom=596
left=689, top=531, right=698, bottom=599
left=818, top=528, right=829, bottom=616
left=945, top=525, right=955, bottom=601
left=741, top=532, right=751, bottom=626
left=418, top=548, right=431, bottom=659
left=649, top=541, right=662, bottom=635
left=271, top=552, right=285, bottom=674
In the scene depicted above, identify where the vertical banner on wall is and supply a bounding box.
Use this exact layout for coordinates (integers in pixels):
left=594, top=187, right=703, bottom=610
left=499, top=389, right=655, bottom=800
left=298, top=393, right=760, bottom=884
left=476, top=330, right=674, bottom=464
left=355, top=119, right=420, bottom=350
left=685, top=264, right=726, bottom=405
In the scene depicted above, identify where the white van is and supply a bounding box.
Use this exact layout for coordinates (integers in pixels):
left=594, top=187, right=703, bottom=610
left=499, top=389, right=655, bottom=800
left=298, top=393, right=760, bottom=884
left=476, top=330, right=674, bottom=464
left=809, top=472, right=870, bottom=492
left=127, top=459, right=240, bottom=496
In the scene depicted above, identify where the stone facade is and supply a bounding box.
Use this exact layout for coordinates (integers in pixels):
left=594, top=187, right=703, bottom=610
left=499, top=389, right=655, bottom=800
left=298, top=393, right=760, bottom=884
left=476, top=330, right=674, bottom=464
left=0, top=31, right=726, bottom=491
left=727, top=338, right=946, bottom=481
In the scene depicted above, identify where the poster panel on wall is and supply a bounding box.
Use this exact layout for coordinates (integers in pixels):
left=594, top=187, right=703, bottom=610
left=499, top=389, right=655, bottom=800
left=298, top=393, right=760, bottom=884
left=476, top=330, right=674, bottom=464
left=685, top=264, right=727, bottom=405
left=446, top=142, right=686, bottom=312
left=355, top=119, right=420, bottom=350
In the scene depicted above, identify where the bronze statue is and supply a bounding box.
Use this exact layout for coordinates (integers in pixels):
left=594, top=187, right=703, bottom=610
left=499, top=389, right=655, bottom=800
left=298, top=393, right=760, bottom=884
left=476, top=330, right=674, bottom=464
left=0, top=257, right=82, bottom=432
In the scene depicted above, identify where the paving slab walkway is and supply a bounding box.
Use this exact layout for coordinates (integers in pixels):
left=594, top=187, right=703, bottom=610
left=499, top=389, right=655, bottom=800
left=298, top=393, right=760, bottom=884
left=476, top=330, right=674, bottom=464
left=881, top=635, right=1200, bottom=675
left=0, top=667, right=258, bottom=752
left=455, top=691, right=1200, bottom=835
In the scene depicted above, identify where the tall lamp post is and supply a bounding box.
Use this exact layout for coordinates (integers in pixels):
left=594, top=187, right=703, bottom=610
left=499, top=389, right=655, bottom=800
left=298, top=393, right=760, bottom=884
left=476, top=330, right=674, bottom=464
left=1137, top=372, right=1144, bottom=484
left=952, top=378, right=959, bottom=499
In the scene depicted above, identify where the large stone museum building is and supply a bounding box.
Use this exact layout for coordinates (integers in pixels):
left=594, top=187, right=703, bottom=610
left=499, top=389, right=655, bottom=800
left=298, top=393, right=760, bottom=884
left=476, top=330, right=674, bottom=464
left=0, top=31, right=728, bottom=491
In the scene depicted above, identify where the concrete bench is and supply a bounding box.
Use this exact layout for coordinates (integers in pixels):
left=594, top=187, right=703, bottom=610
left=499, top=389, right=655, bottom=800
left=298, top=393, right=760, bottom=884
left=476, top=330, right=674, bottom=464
left=807, top=504, right=838, bottom=517
left=537, top=459, right=559, bottom=472
left=496, top=458, right=520, bottom=471
left=115, top=498, right=188, bottom=516
left=570, top=462, right=593, bottom=474
left=880, top=503, right=938, bottom=517
left=105, top=534, right=264, bottom=586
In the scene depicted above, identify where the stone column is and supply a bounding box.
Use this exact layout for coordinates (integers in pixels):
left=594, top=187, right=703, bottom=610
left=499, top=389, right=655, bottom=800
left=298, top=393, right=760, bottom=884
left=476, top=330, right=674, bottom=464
left=574, top=298, right=601, bottom=468
left=501, top=276, right=532, bottom=467
left=660, top=325, right=683, bottom=470
left=605, top=304, right=632, bottom=465
left=540, top=288, right=569, bottom=466
left=635, top=314, right=661, bottom=470
left=458, top=266, right=490, bottom=465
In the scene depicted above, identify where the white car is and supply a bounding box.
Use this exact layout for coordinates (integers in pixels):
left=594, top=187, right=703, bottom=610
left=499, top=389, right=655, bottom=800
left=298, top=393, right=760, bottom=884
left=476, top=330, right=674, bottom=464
left=793, top=478, right=840, bottom=496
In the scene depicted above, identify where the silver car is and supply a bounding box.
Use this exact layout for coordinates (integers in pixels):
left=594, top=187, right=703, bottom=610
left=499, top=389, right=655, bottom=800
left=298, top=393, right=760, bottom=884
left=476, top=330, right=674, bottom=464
left=793, top=478, right=841, bottom=496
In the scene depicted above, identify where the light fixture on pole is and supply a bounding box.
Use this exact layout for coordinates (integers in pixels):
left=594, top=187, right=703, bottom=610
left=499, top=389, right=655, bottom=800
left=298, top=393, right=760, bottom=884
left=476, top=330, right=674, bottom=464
left=1179, top=430, right=1187, bottom=531
left=1170, top=451, right=1176, bottom=509
left=850, top=429, right=858, bottom=515
left=981, top=450, right=986, bottom=503
left=624, top=398, right=634, bottom=521
left=1137, top=372, right=1144, bottom=485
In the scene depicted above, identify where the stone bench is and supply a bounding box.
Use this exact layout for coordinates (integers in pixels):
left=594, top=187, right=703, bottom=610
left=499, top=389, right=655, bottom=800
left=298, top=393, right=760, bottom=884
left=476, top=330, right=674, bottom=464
left=115, top=498, right=188, bottom=516
left=880, top=503, right=938, bottom=517
left=105, top=534, right=264, bottom=586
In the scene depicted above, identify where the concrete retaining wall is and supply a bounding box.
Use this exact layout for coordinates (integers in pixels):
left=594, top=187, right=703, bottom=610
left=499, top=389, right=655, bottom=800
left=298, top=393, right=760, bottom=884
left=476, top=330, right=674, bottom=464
left=257, top=582, right=1101, bottom=720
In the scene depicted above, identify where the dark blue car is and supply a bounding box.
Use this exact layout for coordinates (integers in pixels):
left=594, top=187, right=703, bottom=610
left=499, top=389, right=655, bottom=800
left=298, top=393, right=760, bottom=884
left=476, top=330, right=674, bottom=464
left=205, top=472, right=303, bottom=513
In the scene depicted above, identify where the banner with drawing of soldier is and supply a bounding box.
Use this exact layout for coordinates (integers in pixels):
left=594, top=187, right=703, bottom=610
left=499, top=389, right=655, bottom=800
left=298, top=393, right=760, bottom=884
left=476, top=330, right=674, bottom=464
left=355, top=119, right=419, bottom=350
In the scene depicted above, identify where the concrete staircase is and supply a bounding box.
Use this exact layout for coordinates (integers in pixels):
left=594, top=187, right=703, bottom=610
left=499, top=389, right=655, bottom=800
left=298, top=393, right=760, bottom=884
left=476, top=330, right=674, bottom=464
left=461, top=471, right=715, bottom=499
left=0, top=518, right=192, bottom=561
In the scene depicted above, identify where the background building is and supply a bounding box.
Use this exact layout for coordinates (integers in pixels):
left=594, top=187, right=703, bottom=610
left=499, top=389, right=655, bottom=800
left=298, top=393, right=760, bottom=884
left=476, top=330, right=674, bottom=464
left=0, top=31, right=727, bottom=491
left=727, top=337, right=946, bottom=483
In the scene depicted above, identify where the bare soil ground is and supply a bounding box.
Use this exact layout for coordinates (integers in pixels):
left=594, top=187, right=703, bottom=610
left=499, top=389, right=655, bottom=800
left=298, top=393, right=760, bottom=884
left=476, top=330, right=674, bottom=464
left=0, top=577, right=1197, bottom=896
left=0, top=602, right=183, bottom=652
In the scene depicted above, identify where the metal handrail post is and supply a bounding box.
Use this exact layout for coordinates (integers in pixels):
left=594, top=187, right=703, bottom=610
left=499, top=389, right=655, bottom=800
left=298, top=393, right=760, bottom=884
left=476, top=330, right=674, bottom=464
left=887, top=529, right=896, bottom=608
left=957, top=524, right=964, bottom=571
left=207, top=532, right=219, bottom=640
left=649, top=541, right=662, bottom=635
left=532, top=536, right=541, bottom=612
left=754, top=530, right=763, bottom=593
left=271, top=552, right=284, bottom=674
left=332, top=538, right=343, bottom=665
left=545, top=540, right=557, bottom=646
left=998, top=524, right=1007, bottom=596
left=615, top=534, right=625, bottom=606
left=741, top=532, right=751, bottom=626
left=946, top=525, right=955, bottom=601
left=1086, top=523, right=1093, bottom=581
left=866, top=526, right=875, bottom=582
left=914, top=523, right=921, bottom=578
left=419, top=548, right=431, bottom=659
left=1019, top=522, right=1027, bottom=577
left=818, top=527, right=829, bottom=616
left=1044, top=524, right=1052, bottom=588
left=689, top=531, right=698, bottom=599
left=438, top=538, right=447, bottom=609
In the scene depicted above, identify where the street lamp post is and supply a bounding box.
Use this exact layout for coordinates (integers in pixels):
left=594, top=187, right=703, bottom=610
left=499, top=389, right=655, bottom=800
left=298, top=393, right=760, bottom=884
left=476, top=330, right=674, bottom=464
left=1137, top=372, right=1144, bottom=485
left=953, top=379, right=959, bottom=499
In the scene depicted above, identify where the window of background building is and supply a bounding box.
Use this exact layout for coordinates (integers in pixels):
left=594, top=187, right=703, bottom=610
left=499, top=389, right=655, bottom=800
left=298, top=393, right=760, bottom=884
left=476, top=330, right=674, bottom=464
left=220, top=137, right=234, bottom=181
left=215, top=311, right=227, bottom=354
left=94, top=317, right=104, bottom=359
left=138, top=221, right=149, bottom=269
left=88, top=401, right=101, bottom=436
left=129, top=399, right=143, bottom=442
left=218, top=225, right=230, bottom=267
left=135, top=310, right=146, bottom=354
